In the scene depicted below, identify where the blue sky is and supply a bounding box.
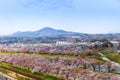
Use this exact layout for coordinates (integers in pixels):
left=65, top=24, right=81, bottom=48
left=0, top=0, right=120, bottom=35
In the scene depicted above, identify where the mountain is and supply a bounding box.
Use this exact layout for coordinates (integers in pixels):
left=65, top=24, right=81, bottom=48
left=11, top=27, right=80, bottom=37
left=8, top=27, right=120, bottom=38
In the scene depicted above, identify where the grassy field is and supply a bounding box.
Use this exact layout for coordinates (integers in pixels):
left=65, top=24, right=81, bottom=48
left=0, top=67, right=9, bottom=74
left=0, top=62, right=64, bottom=80
left=106, top=53, right=120, bottom=64
left=0, top=65, right=31, bottom=80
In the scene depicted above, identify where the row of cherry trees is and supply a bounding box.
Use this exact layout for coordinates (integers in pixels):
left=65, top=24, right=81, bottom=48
left=0, top=46, right=95, bottom=55
left=0, top=54, right=120, bottom=80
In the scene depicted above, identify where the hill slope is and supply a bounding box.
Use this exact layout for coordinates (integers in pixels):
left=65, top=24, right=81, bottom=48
left=11, top=27, right=80, bottom=37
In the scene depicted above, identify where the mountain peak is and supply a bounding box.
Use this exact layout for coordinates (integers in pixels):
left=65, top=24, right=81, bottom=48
left=11, top=27, right=79, bottom=37
left=40, top=27, right=55, bottom=31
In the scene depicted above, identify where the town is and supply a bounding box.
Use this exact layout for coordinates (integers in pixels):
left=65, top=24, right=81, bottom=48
left=0, top=36, right=120, bottom=54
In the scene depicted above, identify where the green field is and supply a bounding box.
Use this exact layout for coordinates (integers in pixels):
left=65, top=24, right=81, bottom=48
left=0, top=62, right=64, bottom=80
left=106, top=53, right=120, bottom=64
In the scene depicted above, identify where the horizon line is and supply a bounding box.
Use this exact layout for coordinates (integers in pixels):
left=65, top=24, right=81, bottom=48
left=0, top=27, right=120, bottom=36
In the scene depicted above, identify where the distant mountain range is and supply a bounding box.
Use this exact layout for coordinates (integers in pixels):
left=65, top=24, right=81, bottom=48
left=8, top=27, right=120, bottom=38
left=10, top=27, right=80, bottom=37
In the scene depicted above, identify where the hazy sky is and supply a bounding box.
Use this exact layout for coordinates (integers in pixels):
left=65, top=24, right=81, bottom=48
left=0, top=0, right=120, bottom=35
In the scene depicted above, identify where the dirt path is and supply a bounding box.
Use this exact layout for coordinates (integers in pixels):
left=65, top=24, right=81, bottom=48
left=0, top=66, right=43, bottom=80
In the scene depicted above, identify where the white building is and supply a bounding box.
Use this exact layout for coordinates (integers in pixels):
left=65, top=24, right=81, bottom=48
left=56, top=41, right=73, bottom=46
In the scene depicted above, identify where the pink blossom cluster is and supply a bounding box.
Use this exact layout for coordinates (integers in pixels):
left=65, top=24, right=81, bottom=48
left=0, top=54, right=120, bottom=80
